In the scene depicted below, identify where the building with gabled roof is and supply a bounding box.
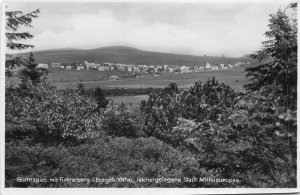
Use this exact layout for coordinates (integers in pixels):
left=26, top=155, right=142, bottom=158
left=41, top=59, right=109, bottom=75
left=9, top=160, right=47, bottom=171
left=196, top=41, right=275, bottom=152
left=205, top=61, right=212, bottom=70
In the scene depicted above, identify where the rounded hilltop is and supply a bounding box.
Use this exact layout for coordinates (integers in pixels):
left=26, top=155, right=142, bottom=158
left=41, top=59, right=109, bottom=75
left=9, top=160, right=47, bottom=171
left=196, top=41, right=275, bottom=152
left=91, top=46, right=139, bottom=51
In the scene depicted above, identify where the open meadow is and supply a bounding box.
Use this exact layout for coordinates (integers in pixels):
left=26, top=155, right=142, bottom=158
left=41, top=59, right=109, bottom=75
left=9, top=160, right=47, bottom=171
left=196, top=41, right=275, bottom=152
left=108, top=95, right=149, bottom=106
left=48, top=68, right=135, bottom=82
left=6, top=68, right=248, bottom=105
left=50, top=68, right=248, bottom=91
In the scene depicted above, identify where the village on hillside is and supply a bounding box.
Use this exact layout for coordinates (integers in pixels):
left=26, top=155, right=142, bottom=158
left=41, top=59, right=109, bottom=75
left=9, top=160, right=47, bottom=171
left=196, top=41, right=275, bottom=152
left=36, top=61, right=251, bottom=75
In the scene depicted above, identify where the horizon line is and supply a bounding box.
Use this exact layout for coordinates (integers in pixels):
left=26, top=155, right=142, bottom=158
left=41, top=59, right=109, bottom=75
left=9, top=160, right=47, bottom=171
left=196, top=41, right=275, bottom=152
left=6, top=45, right=250, bottom=59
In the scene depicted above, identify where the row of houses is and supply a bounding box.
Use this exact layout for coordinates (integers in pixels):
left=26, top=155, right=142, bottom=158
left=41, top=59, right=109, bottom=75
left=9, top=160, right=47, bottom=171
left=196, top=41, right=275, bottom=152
left=42, top=61, right=251, bottom=73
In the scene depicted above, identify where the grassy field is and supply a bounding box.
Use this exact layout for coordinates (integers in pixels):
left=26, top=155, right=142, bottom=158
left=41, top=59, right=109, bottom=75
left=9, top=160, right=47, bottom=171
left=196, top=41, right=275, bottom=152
left=51, top=68, right=248, bottom=91
left=7, top=68, right=249, bottom=91
left=47, top=69, right=136, bottom=82
left=108, top=95, right=149, bottom=106
left=6, top=68, right=249, bottom=105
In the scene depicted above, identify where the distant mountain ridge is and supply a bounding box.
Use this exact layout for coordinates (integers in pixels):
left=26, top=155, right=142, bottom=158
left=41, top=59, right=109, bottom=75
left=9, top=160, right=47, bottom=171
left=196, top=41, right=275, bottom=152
left=14, top=46, right=254, bottom=66
left=39, top=47, right=81, bottom=52
left=91, top=46, right=139, bottom=51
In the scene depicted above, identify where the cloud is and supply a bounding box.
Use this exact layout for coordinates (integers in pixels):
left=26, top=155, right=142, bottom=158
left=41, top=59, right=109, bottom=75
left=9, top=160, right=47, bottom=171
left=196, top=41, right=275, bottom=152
left=9, top=2, right=291, bottom=57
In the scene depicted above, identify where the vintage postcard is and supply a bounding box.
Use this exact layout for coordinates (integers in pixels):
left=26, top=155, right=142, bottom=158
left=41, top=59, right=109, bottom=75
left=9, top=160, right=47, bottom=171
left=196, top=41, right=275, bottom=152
left=0, top=0, right=298, bottom=194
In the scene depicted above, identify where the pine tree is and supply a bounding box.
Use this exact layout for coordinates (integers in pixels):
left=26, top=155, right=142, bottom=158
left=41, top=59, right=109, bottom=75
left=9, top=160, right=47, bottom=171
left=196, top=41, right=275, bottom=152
left=5, top=9, right=40, bottom=76
left=245, top=4, right=297, bottom=185
left=94, top=87, right=109, bottom=109
left=19, top=52, right=43, bottom=84
left=245, top=4, right=297, bottom=108
left=77, top=81, right=85, bottom=94
left=6, top=9, right=40, bottom=51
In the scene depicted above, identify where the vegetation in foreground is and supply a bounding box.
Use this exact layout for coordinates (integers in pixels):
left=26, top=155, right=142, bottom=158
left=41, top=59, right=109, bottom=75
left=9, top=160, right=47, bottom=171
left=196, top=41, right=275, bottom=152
left=5, top=4, right=297, bottom=188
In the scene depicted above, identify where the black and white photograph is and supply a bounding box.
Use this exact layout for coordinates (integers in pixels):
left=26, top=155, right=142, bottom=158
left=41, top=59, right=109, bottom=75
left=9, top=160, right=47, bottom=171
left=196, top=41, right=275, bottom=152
left=1, top=0, right=298, bottom=193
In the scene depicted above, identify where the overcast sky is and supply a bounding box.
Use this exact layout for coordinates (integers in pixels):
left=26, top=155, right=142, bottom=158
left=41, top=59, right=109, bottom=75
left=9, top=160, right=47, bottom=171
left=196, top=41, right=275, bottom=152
left=6, top=1, right=292, bottom=57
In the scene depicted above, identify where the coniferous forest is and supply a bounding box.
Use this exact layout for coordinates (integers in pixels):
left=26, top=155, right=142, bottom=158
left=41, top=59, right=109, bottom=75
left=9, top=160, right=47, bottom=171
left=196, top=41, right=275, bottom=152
left=5, top=3, right=297, bottom=188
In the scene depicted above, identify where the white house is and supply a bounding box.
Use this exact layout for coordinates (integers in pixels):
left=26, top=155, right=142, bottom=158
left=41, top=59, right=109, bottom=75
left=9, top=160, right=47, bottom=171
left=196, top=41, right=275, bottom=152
left=133, top=66, right=140, bottom=72
left=77, top=65, right=85, bottom=70
left=37, top=63, right=49, bottom=69
left=103, top=62, right=114, bottom=66
left=127, top=66, right=133, bottom=72
left=199, top=66, right=204, bottom=71
left=228, top=64, right=234, bottom=68
left=156, top=65, right=163, bottom=69
left=98, top=66, right=109, bottom=71
left=118, top=66, right=126, bottom=71
left=219, top=64, right=225, bottom=69
left=205, top=62, right=212, bottom=70
left=85, top=61, right=100, bottom=69
left=109, top=66, right=116, bottom=71
left=51, top=63, right=61, bottom=68
left=211, top=65, right=219, bottom=71
left=180, top=66, right=191, bottom=73
left=142, top=65, right=149, bottom=72
left=168, top=67, right=174, bottom=72
left=235, top=62, right=243, bottom=67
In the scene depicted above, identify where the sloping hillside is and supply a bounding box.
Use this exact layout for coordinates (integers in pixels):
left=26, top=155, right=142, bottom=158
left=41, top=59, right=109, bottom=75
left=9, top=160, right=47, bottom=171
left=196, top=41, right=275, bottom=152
left=14, top=46, right=254, bottom=65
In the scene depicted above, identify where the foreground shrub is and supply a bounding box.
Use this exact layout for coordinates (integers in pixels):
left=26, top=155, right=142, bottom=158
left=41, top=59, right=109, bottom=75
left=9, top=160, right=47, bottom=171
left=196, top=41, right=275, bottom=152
left=6, top=78, right=103, bottom=141
left=102, top=104, right=145, bottom=138
left=170, top=91, right=296, bottom=187
left=5, top=137, right=212, bottom=187
left=141, top=78, right=236, bottom=146
left=140, top=77, right=296, bottom=187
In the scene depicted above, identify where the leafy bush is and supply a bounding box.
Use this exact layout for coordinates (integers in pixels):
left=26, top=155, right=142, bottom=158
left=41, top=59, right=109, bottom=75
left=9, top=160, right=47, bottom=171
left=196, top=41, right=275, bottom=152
left=6, top=78, right=103, bottom=141
left=102, top=104, right=145, bottom=138
left=141, top=78, right=236, bottom=146
left=140, top=76, right=296, bottom=187
left=5, top=140, right=68, bottom=187
left=5, top=137, right=206, bottom=187
left=168, top=91, right=296, bottom=187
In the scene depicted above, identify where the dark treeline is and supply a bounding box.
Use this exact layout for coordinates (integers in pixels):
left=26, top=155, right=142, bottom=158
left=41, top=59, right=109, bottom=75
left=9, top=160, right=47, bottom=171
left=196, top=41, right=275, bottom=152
left=82, top=87, right=162, bottom=97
